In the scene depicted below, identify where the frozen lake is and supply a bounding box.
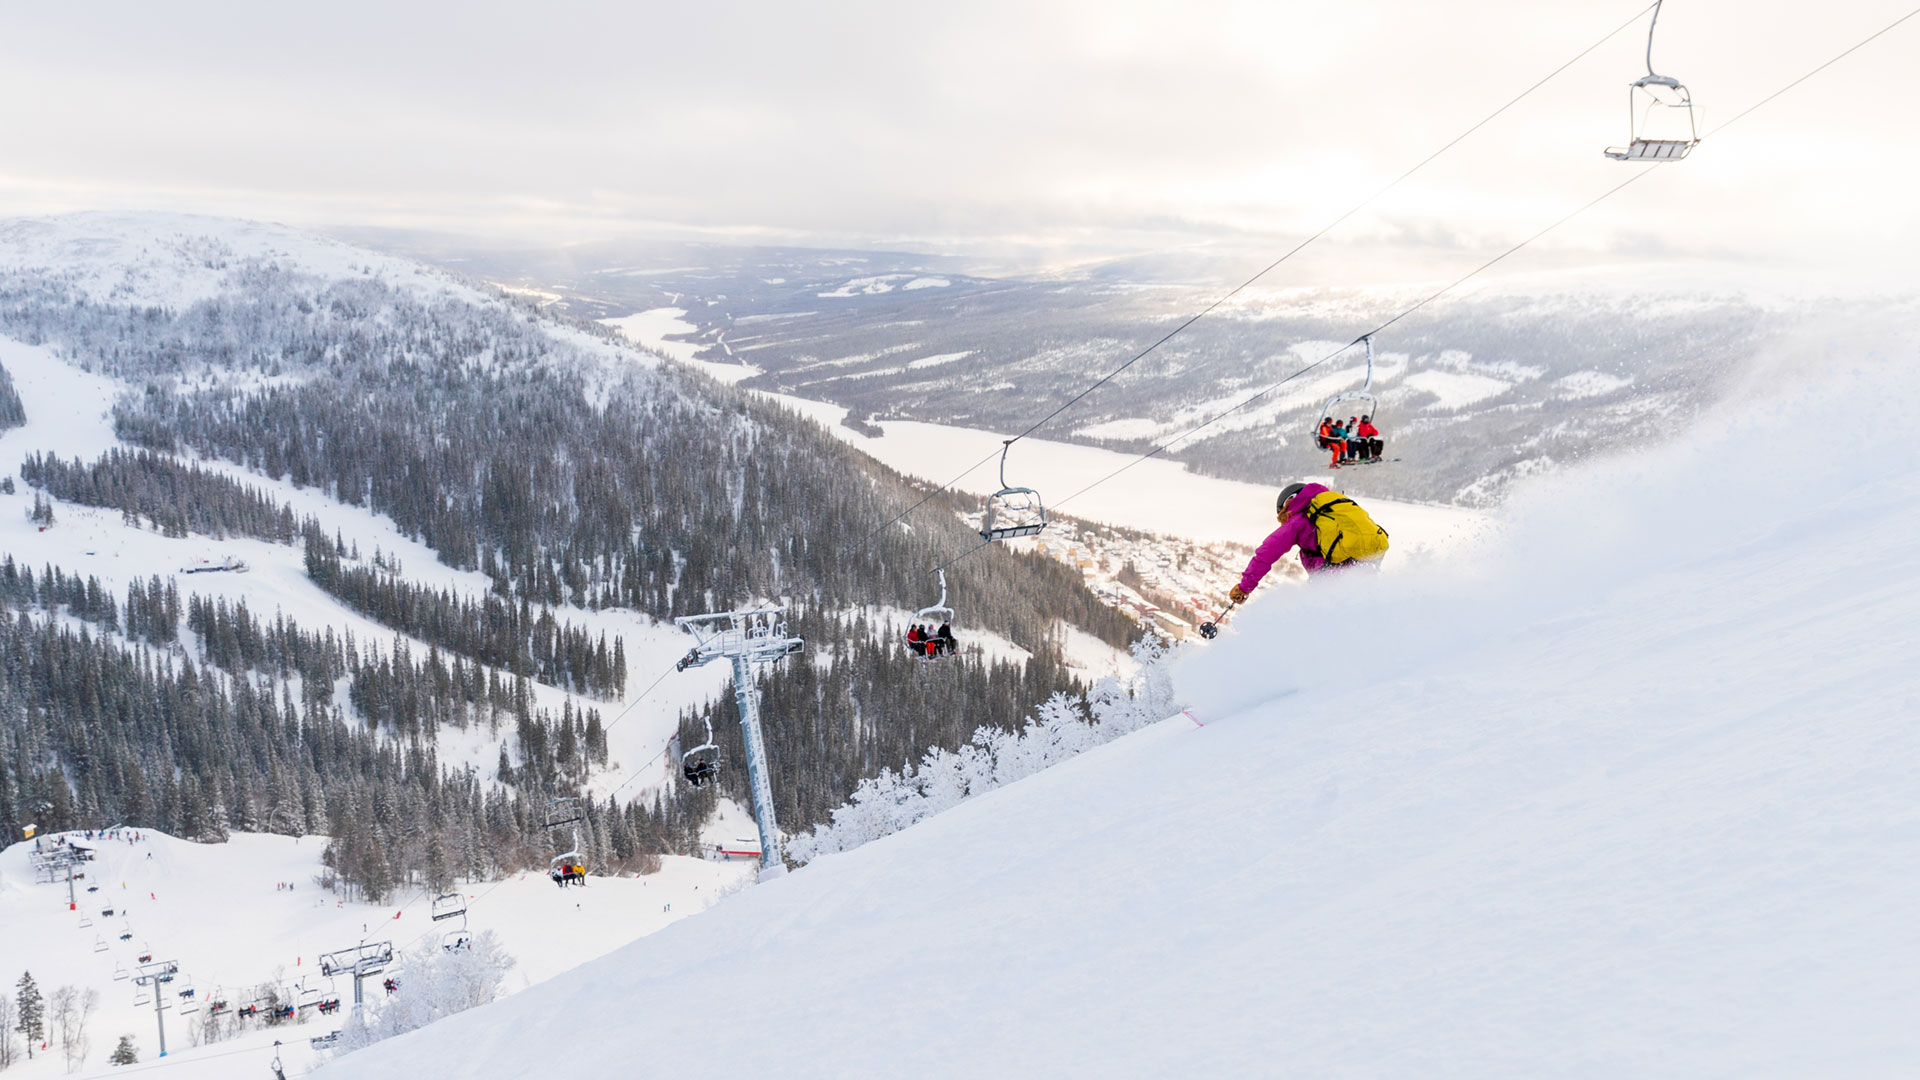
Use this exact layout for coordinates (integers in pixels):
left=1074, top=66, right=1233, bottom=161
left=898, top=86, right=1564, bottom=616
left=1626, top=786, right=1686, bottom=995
left=607, top=309, right=1486, bottom=560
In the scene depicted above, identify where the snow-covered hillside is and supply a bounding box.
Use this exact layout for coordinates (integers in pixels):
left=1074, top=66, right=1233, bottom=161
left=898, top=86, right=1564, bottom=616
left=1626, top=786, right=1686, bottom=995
left=0, top=829, right=750, bottom=1077
left=324, top=349, right=1920, bottom=1077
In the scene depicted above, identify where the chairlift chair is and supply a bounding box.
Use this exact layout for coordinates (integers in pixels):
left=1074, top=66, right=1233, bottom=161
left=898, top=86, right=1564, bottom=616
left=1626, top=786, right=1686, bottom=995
left=431, top=892, right=467, bottom=922
left=549, top=828, right=588, bottom=886
left=433, top=891, right=472, bottom=950
left=978, top=440, right=1048, bottom=542
left=112, top=962, right=130, bottom=981
left=77, top=915, right=93, bottom=928
left=132, top=985, right=150, bottom=1007
left=1315, top=336, right=1385, bottom=465
left=681, top=714, right=722, bottom=788
left=93, top=935, right=108, bottom=953
left=178, top=978, right=200, bottom=1015
left=903, top=569, right=958, bottom=660
left=542, top=796, right=584, bottom=829
left=1605, top=2, right=1700, bottom=161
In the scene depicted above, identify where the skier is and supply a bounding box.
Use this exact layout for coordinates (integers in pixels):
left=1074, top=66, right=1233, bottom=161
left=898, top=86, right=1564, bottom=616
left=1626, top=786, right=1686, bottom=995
left=1228, top=483, right=1390, bottom=604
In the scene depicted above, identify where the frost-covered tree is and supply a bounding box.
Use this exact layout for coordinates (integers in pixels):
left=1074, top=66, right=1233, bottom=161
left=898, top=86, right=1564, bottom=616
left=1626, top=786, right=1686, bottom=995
left=790, top=632, right=1180, bottom=863
left=0, top=361, right=23, bottom=431
left=109, top=1035, right=137, bottom=1065
left=0, top=991, right=15, bottom=1067
left=335, top=932, right=515, bottom=1054
left=50, top=984, right=98, bottom=1070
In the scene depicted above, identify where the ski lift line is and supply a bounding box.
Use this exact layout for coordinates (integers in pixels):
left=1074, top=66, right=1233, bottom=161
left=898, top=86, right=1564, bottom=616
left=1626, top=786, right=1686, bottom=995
left=1050, top=168, right=1662, bottom=514
left=598, top=654, right=695, bottom=737
left=1700, top=5, right=1920, bottom=140
left=847, top=443, right=1011, bottom=557
left=1000, top=0, right=1658, bottom=453
left=846, top=3, right=1655, bottom=553
left=1050, top=14, right=1919, bottom=515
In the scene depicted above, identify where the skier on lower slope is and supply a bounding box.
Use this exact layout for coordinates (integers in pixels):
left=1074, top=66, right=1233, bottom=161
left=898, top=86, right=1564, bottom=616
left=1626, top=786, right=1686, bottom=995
left=1227, top=482, right=1390, bottom=604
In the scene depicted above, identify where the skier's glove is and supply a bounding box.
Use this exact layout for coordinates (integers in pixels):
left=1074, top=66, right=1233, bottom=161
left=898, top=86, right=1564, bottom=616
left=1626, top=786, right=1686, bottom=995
left=1229, top=585, right=1248, bottom=604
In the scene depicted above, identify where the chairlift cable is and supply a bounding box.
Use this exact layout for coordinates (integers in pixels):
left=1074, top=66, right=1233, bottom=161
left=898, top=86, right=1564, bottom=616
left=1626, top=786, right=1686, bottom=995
left=1002, top=1, right=1657, bottom=451
left=1699, top=5, right=1920, bottom=139
left=553, top=4, right=1920, bottom=848
left=1049, top=6, right=1920, bottom=515
left=846, top=2, right=1656, bottom=552
left=1050, top=169, right=1660, bottom=513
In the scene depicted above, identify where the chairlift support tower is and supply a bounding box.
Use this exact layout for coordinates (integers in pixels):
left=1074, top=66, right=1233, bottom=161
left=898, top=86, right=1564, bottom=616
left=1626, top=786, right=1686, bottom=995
left=318, top=941, right=394, bottom=1018
left=132, top=959, right=178, bottom=1057
left=673, top=605, right=805, bottom=880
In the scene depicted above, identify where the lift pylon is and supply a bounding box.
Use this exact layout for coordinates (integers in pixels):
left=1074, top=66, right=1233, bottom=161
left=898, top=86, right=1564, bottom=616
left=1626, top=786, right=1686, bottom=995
left=673, top=605, right=804, bottom=880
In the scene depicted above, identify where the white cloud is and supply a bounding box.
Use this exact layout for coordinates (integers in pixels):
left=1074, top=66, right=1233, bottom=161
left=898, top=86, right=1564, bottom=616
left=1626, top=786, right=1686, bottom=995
left=0, top=0, right=1914, bottom=280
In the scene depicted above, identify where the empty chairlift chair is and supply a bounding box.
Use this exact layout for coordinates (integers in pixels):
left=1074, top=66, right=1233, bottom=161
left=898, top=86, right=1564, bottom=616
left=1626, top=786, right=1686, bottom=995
left=432, top=892, right=472, bottom=952
left=542, top=796, right=584, bottom=830
left=1605, top=1, right=1700, bottom=162
left=979, top=441, right=1048, bottom=541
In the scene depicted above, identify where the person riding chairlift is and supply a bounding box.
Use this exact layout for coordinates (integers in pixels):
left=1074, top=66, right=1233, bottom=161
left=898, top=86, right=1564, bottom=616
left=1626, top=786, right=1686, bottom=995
left=1316, top=417, right=1346, bottom=469
left=1323, top=418, right=1351, bottom=468
left=1357, top=415, right=1382, bottom=461
left=906, top=624, right=926, bottom=654
left=935, top=622, right=955, bottom=656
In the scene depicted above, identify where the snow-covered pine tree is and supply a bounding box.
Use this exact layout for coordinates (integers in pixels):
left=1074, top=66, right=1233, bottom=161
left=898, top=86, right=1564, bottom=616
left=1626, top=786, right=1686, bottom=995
left=14, top=973, right=43, bottom=1060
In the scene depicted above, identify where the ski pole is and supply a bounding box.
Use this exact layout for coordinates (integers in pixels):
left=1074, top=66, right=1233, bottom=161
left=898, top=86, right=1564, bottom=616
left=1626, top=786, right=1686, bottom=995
left=1198, top=599, right=1239, bottom=640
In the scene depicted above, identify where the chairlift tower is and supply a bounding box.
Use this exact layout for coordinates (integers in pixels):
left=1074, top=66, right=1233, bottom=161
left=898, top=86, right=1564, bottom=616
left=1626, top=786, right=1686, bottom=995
left=133, top=959, right=178, bottom=1057
left=318, top=941, right=394, bottom=1018
left=673, top=605, right=805, bottom=880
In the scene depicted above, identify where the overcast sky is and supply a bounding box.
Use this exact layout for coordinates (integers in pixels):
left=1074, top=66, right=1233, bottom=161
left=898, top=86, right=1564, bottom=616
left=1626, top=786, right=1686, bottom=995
left=2, top=0, right=1915, bottom=281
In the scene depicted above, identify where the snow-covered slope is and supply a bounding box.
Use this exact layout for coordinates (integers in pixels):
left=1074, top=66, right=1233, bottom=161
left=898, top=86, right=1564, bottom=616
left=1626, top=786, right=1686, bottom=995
left=325, top=350, right=1920, bottom=1077
left=0, top=830, right=750, bottom=1078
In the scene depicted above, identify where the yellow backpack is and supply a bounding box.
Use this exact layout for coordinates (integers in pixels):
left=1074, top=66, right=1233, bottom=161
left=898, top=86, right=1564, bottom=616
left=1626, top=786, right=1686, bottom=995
left=1302, top=491, right=1390, bottom=565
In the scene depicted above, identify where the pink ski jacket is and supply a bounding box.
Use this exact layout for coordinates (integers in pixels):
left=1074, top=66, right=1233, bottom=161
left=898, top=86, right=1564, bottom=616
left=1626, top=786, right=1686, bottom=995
left=1238, top=483, right=1334, bottom=594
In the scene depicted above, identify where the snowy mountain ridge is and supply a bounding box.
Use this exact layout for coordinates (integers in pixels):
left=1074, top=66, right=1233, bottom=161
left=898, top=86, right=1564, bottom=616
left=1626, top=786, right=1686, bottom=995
left=0, top=212, right=485, bottom=311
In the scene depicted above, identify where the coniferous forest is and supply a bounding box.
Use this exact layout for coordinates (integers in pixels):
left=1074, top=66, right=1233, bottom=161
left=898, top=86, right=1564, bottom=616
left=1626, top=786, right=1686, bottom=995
left=0, top=251, right=1139, bottom=893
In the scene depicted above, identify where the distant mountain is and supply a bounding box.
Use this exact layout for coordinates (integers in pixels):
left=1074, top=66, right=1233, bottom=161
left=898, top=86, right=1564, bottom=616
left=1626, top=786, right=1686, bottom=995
left=0, top=212, right=1134, bottom=899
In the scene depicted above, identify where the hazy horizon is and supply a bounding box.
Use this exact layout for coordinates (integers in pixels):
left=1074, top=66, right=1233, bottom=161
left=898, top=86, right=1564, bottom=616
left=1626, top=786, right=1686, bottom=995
left=3, top=0, right=1916, bottom=285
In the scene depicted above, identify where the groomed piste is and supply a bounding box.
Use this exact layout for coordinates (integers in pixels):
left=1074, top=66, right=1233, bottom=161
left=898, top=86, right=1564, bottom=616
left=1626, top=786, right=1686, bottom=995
left=326, top=360, right=1920, bottom=1077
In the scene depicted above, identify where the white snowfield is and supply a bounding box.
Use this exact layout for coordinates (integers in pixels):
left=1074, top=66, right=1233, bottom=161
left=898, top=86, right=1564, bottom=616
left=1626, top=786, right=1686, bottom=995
left=0, top=830, right=750, bottom=1079
left=324, top=358, right=1920, bottom=1078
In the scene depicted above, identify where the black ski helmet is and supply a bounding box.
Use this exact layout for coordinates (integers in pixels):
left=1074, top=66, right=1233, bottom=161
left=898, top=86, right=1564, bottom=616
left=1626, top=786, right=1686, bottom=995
left=1277, top=482, right=1307, bottom=514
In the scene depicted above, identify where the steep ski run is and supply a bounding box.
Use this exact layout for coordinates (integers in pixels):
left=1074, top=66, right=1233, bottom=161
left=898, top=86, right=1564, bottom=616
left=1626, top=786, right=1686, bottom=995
left=320, top=344, right=1920, bottom=1078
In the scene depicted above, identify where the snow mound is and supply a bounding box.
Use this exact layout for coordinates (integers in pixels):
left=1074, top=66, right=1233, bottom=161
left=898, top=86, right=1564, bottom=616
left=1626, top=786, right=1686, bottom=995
left=325, top=357, right=1920, bottom=1077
